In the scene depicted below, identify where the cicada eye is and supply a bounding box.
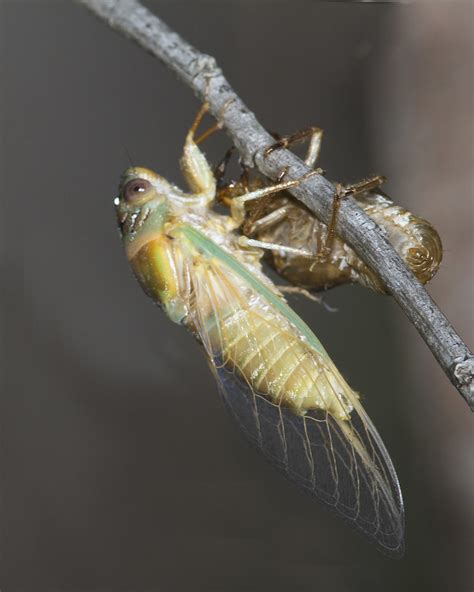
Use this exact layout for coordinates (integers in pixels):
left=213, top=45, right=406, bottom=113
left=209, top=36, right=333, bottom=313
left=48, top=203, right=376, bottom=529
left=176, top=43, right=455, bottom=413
left=123, top=178, right=152, bottom=202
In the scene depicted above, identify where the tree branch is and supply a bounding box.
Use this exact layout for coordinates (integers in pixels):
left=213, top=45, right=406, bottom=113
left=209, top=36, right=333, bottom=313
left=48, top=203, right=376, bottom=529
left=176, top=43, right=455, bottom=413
left=78, top=0, right=474, bottom=410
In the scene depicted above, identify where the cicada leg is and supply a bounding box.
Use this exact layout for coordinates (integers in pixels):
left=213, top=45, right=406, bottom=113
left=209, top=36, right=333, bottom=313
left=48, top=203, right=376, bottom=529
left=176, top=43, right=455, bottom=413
left=276, top=285, right=324, bottom=302
left=180, top=100, right=237, bottom=202
left=243, top=204, right=292, bottom=235
left=252, top=127, right=325, bottom=234
left=179, top=103, right=217, bottom=201
left=215, top=151, right=289, bottom=237
left=194, top=120, right=222, bottom=146
left=217, top=125, right=325, bottom=213
left=313, top=174, right=387, bottom=265
left=230, top=169, right=319, bottom=225
left=214, top=146, right=236, bottom=190
left=264, top=126, right=325, bottom=169
left=276, top=285, right=338, bottom=310
left=237, top=235, right=313, bottom=258
left=217, top=125, right=325, bottom=182
left=214, top=146, right=288, bottom=237
left=214, top=145, right=253, bottom=209
left=191, top=98, right=236, bottom=146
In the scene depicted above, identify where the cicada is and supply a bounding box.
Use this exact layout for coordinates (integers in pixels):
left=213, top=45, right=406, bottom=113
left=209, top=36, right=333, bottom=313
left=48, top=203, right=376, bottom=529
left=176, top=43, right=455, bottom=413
left=114, top=105, right=404, bottom=555
left=215, top=128, right=442, bottom=294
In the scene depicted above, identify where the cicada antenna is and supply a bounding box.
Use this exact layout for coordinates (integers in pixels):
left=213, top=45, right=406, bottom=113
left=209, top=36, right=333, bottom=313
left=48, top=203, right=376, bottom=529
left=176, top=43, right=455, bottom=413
left=122, top=143, right=137, bottom=173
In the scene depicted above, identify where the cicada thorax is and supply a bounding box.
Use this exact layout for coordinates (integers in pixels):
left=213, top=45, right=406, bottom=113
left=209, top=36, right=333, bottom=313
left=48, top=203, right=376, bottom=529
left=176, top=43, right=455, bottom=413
left=218, top=177, right=443, bottom=294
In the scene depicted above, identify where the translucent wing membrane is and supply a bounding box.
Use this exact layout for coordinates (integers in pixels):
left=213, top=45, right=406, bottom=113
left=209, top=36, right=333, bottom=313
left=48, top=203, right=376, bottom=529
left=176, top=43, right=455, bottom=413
left=216, top=367, right=404, bottom=555
left=181, top=230, right=404, bottom=555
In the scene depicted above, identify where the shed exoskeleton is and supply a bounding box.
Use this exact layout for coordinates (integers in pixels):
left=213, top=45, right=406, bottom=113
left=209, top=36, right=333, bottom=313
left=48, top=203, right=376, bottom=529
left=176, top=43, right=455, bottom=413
left=215, top=127, right=443, bottom=295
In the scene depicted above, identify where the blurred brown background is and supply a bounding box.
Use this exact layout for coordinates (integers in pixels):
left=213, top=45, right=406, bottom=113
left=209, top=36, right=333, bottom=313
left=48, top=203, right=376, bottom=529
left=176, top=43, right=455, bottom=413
left=1, top=1, right=473, bottom=591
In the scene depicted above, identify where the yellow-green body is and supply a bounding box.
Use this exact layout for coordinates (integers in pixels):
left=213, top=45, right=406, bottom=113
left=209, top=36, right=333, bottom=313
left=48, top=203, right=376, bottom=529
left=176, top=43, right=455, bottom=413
left=118, top=165, right=353, bottom=419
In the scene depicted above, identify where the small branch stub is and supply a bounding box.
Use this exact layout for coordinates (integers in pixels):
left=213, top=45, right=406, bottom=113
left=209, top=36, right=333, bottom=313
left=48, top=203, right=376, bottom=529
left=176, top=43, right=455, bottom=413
left=78, top=0, right=473, bottom=411
left=452, top=357, right=474, bottom=403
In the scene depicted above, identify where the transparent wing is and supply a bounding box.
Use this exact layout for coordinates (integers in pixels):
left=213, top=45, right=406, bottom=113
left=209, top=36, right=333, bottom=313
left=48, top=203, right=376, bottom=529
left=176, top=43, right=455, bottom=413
left=184, top=240, right=404, bottom=556
left=214, top=365, right=404, bottom=556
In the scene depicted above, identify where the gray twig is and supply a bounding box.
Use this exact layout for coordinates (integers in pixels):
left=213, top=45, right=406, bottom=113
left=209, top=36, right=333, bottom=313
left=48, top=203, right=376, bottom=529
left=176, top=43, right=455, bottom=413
left=78, top=0, right=473, bottom=410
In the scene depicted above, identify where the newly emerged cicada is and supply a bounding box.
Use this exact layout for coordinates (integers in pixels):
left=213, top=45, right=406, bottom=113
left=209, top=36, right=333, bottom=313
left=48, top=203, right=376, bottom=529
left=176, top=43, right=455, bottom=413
left=115, top=105, right=404, bottom=555
left=215, top=127, right=442, bottom=295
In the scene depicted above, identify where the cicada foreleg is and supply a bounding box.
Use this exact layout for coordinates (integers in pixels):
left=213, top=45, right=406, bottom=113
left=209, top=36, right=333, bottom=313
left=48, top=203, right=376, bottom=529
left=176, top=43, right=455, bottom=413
left=313, top=174, right=387, bottom=266
left=191, top=98, right=235, bottom=146
left=179, top=103, right=218, bottom=201
left=180, top=100, right=236, bottom=203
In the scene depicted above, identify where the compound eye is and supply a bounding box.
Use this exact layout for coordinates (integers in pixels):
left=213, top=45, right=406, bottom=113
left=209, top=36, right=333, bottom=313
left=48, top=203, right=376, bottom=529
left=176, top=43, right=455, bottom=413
left=123, top=178, right=152, bottom=202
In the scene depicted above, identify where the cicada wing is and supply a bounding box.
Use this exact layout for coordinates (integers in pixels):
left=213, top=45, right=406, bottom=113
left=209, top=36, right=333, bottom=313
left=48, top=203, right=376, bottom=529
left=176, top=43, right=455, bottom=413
left=183, top=237, right=404, bottom=555
left=214, top=365, right=404, bottom=557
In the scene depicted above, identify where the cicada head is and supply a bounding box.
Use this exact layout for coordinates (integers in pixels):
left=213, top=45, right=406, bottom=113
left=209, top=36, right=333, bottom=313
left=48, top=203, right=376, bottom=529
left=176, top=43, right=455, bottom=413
left=114, top=166, right=172, bottom=247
